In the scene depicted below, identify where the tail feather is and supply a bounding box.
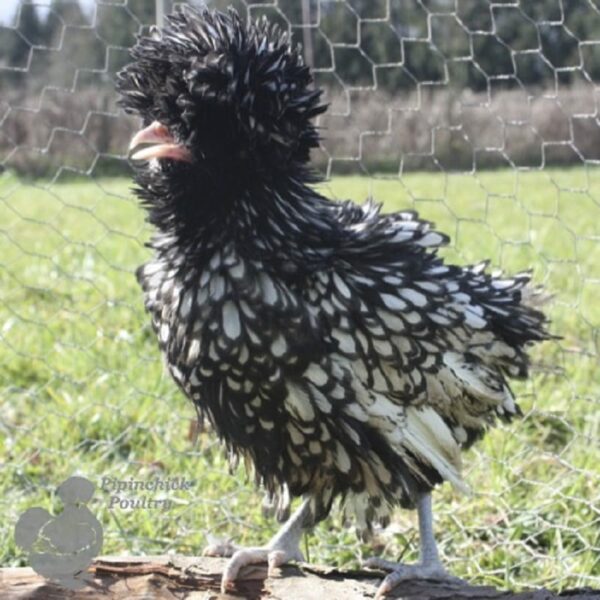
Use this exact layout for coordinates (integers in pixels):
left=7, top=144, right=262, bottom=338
left=403, top=405, right=469, bottom=495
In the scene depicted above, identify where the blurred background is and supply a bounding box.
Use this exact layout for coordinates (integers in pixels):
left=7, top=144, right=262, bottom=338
left=1, top=0, right=598, bottom=591
left=3, top=0, right=600, bottom=175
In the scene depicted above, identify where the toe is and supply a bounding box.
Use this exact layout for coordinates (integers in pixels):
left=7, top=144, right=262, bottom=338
left=363, top=557, right=400, bottom=572
left=221, top=547, right=269, bottom=593
left=371, top=562, right=466, bottom=598
left=267, top=549, right=286, bottom=574
left=267, top=546, right=304, bottom=575
left=375, top=569, right=407, bottom=599
left=219, top=543, right=304, bottom=592
left=202, top=541, right=238, bottom=558
left=375, top=581, right=390, bottom=599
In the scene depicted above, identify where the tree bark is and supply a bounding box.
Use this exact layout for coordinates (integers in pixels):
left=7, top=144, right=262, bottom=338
left=1, top=555, right=598, bottom=600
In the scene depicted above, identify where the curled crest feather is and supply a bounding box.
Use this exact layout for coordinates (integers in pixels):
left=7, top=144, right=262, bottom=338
left=117, top=6, right=326, bottom=179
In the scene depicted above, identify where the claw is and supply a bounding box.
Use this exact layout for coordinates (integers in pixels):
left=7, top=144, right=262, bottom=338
left=220, top=545, right=303, bottom=593
left=203, top=499, right=311, bottom=593
left=364, top=558, right=466, bottom=599
left=221, top=547, right=270, bottom=592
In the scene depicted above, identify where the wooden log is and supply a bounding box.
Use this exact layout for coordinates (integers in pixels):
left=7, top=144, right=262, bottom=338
left=1, top=555, right=599, bottom=600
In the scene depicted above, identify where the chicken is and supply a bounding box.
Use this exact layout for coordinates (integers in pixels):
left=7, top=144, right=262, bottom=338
left=117, top=6, right=551, bottom=597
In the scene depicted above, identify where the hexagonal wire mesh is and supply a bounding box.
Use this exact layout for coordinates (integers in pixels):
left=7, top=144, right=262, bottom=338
left=1, top=0, right=598, bottom=591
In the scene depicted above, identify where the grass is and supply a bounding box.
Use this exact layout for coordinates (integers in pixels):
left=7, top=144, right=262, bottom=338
left=0, top=167, right=598, bottom=590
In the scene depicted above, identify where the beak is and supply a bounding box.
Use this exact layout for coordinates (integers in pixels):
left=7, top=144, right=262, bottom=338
left=128, top=121, right=193, bottom=163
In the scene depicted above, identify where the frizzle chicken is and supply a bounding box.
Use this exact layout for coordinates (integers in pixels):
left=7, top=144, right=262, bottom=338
left=117, top=6, right=551, bottom=597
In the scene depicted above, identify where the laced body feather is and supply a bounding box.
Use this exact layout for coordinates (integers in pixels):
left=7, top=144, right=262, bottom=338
left=118, top=6, right=551, bottom=532
left=137, top=181, right=550, bottom=528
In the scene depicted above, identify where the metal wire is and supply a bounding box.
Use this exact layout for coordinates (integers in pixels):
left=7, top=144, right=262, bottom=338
left=0, top=0, right=598, bottom=590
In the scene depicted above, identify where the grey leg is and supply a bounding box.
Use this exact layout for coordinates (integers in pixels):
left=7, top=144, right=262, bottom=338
left=364, top=492, right=464, bottom=598
left=203, top=498, right=311, bottom=593
left=417, top=491, right=441, bottom=567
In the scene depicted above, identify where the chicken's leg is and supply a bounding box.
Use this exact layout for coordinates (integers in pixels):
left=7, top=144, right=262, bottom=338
left=203, top=497, right=310, bottom=593
left=365, top=492, right=464, bottom=598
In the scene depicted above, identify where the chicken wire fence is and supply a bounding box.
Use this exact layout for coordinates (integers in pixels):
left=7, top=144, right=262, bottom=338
left=1, top=0, right=599, bottom=590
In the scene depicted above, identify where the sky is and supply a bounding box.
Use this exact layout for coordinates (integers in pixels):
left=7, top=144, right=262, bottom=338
left=0, top=0, right=97, bottom=24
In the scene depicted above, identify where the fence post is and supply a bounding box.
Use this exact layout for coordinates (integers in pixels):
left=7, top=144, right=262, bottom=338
left=301, top=0, right=313, bottom=68
left=156, top=0, right=165, bottom=27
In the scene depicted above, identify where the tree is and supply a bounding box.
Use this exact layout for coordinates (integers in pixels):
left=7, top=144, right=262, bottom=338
left=0, top=4, right=48, bottom=93
left=42, top=0, right=103, bottom=89
left=2, top=5, right=44, bottom=71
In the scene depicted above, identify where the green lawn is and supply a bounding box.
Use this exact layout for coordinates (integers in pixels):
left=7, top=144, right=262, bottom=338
left=0, top=168, right=598, bottom=590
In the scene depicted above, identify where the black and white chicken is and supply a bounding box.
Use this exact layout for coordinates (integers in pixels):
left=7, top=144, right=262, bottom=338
left=117, top=6, right=551, bottom=597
